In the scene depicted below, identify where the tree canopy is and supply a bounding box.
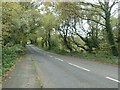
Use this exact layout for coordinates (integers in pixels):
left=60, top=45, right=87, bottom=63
left=2, top=1, right=119, bottom=56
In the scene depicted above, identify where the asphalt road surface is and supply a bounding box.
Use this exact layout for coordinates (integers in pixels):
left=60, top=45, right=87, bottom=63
left=3, top=45, right=119, bottom=88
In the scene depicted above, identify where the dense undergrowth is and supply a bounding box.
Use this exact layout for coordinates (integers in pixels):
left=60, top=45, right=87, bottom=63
left=2, top=44, right=25, bottom=75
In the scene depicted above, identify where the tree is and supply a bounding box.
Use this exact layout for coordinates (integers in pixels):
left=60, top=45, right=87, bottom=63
left=39, top=3, right=59, bottom=49
left=77, top=0, right=118, bottom=56
left=56, top=1, right=118, bottom=56
left=2, top=2, right=41, bottom=46
left=2, top=2, right=23, bottom=45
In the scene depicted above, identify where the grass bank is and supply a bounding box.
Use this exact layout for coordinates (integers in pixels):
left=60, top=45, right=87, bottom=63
left=48, top=49, right=118, bottom=65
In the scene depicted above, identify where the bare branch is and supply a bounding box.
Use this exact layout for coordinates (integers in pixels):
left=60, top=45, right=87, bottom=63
left=78, top=1, right=101, bottom=8
left=76, top=13, right=105, bottom=26
left=109, top=0, right=118, bottom=12
left=78, top=7, right=106, bottom=19
left=98, top=0, right=106, bottom=11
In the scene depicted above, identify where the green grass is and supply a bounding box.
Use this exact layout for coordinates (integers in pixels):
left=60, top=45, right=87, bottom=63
left=48, top=49, right=118, bottom=65
left=80, top=53, right=118, bottom=64
left=32, top=59, right=43, bottom=88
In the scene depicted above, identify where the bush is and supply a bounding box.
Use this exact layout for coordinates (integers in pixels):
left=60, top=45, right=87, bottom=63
left=2, top=44, right=25, bottom=74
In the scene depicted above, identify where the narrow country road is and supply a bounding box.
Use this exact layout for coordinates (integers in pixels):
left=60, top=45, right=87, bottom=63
left=3, top=45, right=119, bottom=88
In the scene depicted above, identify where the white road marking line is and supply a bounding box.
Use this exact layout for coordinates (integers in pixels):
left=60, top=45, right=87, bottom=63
left=55, top=57, right=58, bottom=59
left=55, top=57, right=64, bottom=62
left=50, top=56, right=53, bottom=57
left=68, top=63, right=90, bottom=72
left=106, top=77, right=120, bottom=83
left=58, top=59, right=64, bottom=62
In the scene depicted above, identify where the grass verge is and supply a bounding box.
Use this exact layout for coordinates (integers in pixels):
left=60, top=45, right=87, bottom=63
left=48, top=49, right=118, bottom=65
left=32, top=58, right=43, bottom=88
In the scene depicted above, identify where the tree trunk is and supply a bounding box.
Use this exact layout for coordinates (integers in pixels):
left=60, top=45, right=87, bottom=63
left=48, top=30, right=51, bottom=50
left=105, top=11, right=118, bottom=56
left=64, top=36, right=73, bottom=52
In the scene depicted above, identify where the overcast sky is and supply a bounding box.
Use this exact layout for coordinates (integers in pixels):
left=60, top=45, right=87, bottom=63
left=35, top=0, right=118, bottom=17
left=85, top=0, right=118, bottom=17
